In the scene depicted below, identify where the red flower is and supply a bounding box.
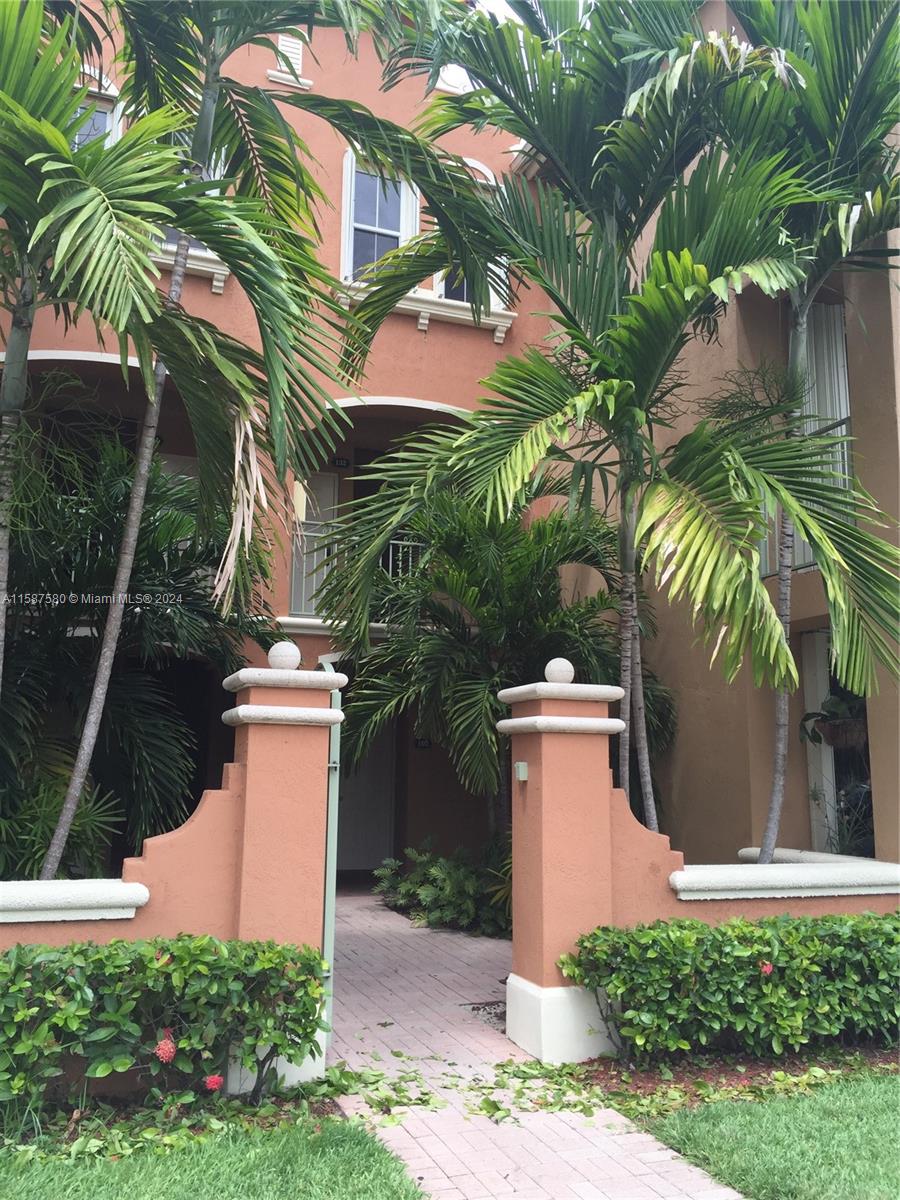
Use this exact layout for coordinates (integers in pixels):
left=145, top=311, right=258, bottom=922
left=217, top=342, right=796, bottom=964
left=760, top=961, right=774, bottom=976
left=154, top=1029, right=176, bottom=1063
left=204, top=1074, right=225, bottom=1092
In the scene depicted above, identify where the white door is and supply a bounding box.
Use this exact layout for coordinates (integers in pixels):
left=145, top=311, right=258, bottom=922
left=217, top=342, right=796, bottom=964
left=337, top=723, right=396, bottom=870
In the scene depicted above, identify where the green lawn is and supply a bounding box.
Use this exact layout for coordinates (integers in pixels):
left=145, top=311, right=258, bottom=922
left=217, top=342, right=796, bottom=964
left=652, top=1073, right=900, bottom=1200
left=0, top=1118, right=422, bottom=1200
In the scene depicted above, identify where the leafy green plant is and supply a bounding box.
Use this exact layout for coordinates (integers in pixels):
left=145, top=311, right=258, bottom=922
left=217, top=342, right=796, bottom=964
left=0, top=936, right=326, bottom=1118
left=1, top=423, right=277, bottom=872
left=561, top=914, right=900, bottom=1060
left=374, top=843, right=511, bottom=937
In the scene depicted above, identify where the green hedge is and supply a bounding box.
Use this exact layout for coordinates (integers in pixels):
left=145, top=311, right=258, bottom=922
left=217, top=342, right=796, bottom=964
left=561, top=913, right=900, bottom=1059
left=0, top=936, right=326, bottom=1109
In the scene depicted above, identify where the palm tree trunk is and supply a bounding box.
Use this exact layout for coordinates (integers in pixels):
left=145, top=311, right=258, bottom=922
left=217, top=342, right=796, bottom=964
left=41, top=71, right=220, bottom=879
left=758, top=302, right=808, bottom=864
left=617, top=497, right=637, bottom=797
left=0, top=284, right=35, bottom=699
left=631, top=618, right=658, bottom=831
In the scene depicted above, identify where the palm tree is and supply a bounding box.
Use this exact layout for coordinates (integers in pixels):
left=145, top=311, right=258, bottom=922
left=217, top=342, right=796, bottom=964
left=322, top=0, right=899, bottom=834
left=35, top=0, right=515, bottom=876
left=723, top=0, right=900, bottom=862
left=325, top=488, right=676, bottom=835
left=319, top=0, right=835, bottom=829
left=2, top=413, right=277, bottom=876
left=0, top=3, right=197, bottom=696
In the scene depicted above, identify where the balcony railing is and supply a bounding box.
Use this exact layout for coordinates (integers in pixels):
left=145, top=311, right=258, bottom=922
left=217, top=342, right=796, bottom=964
left=291, top=531, right=422, bottom=618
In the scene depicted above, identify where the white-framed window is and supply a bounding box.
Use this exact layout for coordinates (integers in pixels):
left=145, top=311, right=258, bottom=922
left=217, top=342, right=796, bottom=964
left=72, top=70, right=121, bottom=149
left=267, top=32, right=312, bottom=90
left=339, top=150, right=515, bottom=342
left=760, top=301, right=851, bottom=576
left=341, top=151, right=419, bottom=283
left=795, top=301, right=851, bottom=567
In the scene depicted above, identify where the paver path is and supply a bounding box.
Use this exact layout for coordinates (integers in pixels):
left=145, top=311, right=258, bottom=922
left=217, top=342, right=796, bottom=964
left=329, top=892, right=741, bottom=1200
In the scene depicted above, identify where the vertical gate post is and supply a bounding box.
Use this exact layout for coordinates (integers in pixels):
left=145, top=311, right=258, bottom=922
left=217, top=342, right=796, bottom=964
left=497, top=658, right=624, bottom=1063
left=222, top=642, right=347, bottom=949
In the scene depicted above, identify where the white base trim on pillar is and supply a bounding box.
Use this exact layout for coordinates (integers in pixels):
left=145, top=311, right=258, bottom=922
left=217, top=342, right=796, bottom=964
left=506, top=973, right=616, bottom=1064
left=226, top=1028, right=328, bottom=1095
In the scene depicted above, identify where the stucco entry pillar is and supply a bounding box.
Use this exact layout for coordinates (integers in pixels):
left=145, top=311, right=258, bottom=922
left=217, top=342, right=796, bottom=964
left=222, top=641, right=347, bottom=948
left=498, top=658, right=624, bottom=1064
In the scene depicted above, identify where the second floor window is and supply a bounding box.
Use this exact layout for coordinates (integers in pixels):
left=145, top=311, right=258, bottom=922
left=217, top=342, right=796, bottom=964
left=342, top=153, right=418, bottom=282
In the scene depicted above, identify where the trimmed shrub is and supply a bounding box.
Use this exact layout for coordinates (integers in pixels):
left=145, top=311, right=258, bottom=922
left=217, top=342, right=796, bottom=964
left=0, top=936, right=326, bottom=1110
left=561, top=913, right=900, bottom=1059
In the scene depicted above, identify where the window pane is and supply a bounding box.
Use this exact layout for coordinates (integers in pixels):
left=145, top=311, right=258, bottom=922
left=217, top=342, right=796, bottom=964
left=443, top=267, right=468, bottom=303
left=374, top=233, right=399, bottom=262
left=377, top=180, right=402, bottom=232
left=72, top=104, right=109, bottom=148
left=354, top=169, right=379, bottom=226
left=353, top=229, right=378, bottom=278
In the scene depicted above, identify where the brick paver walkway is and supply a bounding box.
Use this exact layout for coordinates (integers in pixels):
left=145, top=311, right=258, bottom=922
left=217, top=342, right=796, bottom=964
left=329, top=892, right=742, bottom=1200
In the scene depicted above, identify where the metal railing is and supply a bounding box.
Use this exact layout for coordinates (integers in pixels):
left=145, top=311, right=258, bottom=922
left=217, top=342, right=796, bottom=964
left=291, top=531, right=421, bottom=617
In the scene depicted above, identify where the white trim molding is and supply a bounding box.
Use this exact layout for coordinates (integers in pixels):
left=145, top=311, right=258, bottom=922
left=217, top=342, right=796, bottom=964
left=277, top=615, right=389, bottom=638
left=335, top=395, right=469, bottom=417
left=506, top=974, right=615, bottom=1064
left=222, top=705, right=344, bottom=727
left=670, top=861, right=900, bottom=901
left=341, top=281, right=516, bottom=343
left=223, top=667, right=348, bottom=692
left=0, top=879, right=149, bottom=924
left=266, top=69, right=312, bottom=89
left=737, top=847, right=868, bottom=865
left=150, top=241, right=230, bottom=294
left=497, top=715, right=625, bottom=736
left=498, top=682, right=624, bottom=704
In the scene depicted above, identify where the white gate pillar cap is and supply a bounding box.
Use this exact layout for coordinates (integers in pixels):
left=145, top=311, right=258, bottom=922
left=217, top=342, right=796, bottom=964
left=497, top=658, right=625, bottom=733
left=498, top=659, right=625, bottom=706
left=222, top=640, right=347, bottom=725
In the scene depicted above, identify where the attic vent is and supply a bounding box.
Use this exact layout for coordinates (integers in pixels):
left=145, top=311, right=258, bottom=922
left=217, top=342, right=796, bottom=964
left=278, top=33, right=304, bottom=74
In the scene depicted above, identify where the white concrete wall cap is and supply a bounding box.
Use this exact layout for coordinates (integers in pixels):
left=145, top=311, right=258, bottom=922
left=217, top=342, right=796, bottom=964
left=670, top=861, right=900, bottom=900
left=223, top=668, right=348, bottom=692
left=497, top=681, right=624, bottom=704
left=737, top=846, right=873, bottom=865
left=0, top=879, right=149, bottom=923
left=496, top=715, right=625, bottom=735
left=222, top=704, right=344, bottom=727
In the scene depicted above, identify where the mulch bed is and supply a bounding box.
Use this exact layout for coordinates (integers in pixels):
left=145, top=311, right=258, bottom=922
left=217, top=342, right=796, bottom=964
left=580, top=1043, right=898, bottom=1097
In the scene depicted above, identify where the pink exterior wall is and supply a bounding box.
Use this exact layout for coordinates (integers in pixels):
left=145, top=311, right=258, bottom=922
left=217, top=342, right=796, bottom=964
left=0, top=676, right=335, bottom=952
left=506, top=693, right=898, bottom=992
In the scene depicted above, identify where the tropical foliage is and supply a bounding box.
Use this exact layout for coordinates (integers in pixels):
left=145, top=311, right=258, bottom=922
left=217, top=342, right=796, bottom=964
left=723, top=0, right=900, bottom=861
left=0, top=415, right=275, bottom=877
left=322, top=0, right=899, bottom=834
left=0, top=934, right=326, bottom=1112
left=562, top=912, right=900, bottom=1060
left=328, top=490, right=675, bottom=821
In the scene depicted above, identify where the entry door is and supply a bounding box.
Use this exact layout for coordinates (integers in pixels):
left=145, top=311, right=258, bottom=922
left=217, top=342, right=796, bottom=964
left=337, top=723, right=396, bottom=870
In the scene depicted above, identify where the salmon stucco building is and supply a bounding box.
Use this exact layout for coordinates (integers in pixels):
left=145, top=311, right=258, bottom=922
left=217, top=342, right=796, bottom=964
left=13, top=11, right=899, bottom=875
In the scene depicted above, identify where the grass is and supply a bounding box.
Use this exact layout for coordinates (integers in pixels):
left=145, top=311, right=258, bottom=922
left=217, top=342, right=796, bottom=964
left=0, top=1117, right=422, bottom=1200
left=652, top=1072, right=900, bottom=1200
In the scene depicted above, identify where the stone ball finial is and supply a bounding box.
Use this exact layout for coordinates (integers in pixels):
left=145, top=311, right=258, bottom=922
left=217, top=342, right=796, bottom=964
left=544, top=657, right=575, bottom=684
left=267, top=641, right=302, bottom=671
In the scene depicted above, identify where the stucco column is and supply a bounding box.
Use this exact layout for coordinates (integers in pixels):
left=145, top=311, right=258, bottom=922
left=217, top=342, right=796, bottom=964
left=498, top=658, right=624, bottom=1063
left=222, top=641, right=347, bottom=948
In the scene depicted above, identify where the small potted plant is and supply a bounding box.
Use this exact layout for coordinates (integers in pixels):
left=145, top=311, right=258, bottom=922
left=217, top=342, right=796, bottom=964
left=800, top=692, right=868, bottom=752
